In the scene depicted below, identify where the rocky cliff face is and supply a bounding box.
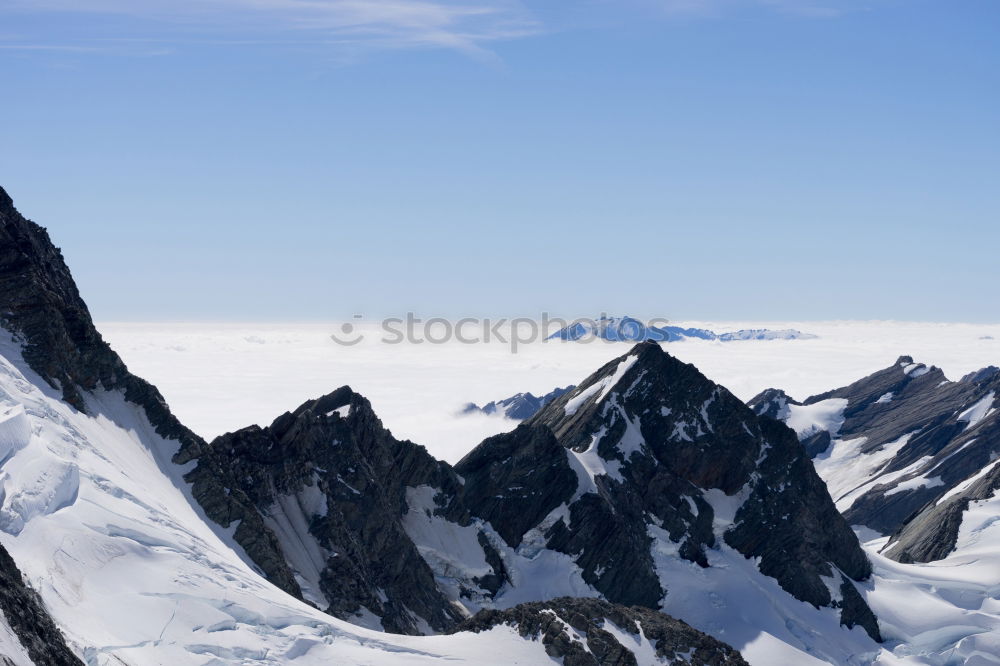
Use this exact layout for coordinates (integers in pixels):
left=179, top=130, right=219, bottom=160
left=751, top=356, right=1000, bottom=561
left=188, top=386, right=476, bottom=634
left=0, top=186, right=203, bottom=457
left=454, top=597, right=749, bottom=666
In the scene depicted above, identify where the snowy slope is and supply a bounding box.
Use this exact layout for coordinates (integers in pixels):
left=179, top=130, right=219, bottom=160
left=863, top=528, right=1000, bottom=665
left=0, top=335, right=589, bottom=665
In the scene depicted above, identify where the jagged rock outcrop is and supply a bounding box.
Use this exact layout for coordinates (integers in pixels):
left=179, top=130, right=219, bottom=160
left=462, top=386, right=575, bottom=420
left=459, top=342, right=880, bottom=640
left=0, top=541, right=83, bottom=665
left=751, top=356, right=1000, bottom=559
left=189, top=387, right=478, bottom=634
left=454, top=598, right=748, bottom=666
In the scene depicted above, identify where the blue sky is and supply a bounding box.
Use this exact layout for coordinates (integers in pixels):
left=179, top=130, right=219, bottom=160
left=1, top=0, right=997, bottom=322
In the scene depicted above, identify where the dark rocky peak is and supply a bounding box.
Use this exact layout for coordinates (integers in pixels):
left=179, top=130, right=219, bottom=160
left=0, top=186, right=203, bottom=457
left=455, top=423, right=576, bottom=548
left=960, top=366, right=1000, bottom=384
left=804, top=355, right=945, bottom=420
left=187, top=386, right=475, bottom=635
left=530, top=341, right=761, bottom=492
left=454, top=598, right=749, bottom=666
left=747, top=388, right=798, bottom=420
left=458, top=342, right=880, bottom=641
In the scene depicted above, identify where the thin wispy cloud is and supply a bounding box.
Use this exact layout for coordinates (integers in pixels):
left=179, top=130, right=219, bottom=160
left=1, top=0, right=540, bottom=58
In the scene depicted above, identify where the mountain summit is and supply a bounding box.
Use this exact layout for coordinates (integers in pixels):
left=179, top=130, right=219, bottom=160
left=458, top=341, right=879, bottom=645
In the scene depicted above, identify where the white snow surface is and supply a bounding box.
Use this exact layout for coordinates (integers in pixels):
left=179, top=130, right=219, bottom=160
left=875, top=392, right=894, bottom=405
left=785, top=398, right=849, bottom=440
left=956, top=392, right=996, bottom=431
left=401, top=486, right=599, bottom=614
left=563, top=353, right=639, bottom=416
left=860, top=528, right=1000, bottom=666
left=814, top=433, right=913, bottom=512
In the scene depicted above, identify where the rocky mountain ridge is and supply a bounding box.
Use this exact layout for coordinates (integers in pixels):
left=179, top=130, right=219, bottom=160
left=190, top=339, right=883, bottom=658
left=750, top=356, right=1000, bottom=563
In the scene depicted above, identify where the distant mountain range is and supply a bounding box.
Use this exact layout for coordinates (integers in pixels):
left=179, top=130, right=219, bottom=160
left=462, top=386, right=575, bottom=419
left=547, top=316, right=817, bottom=342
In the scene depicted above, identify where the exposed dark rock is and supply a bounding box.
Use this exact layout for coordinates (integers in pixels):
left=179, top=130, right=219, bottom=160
left=0, top=541, right=83, bottom=665
left=190, top=387, right=476, bottom=634
left=454, top=597, right=748, bottom=666
left=754, top=355, right=1000, bottom=556
left=455, top=423, right=577, bottom=547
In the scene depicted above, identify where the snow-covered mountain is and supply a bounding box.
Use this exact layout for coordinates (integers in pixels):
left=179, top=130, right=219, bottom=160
left=187, top=341, right=883, bottom=663
left=547, top=316, right=817, bottom=343
left=462, top=386, right=575, bottom=419
left=0, top=186, right=744, bottom=664
left=457, top=344, right=882, bottom=659
left=4, top=183, right=1000, bottom=665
